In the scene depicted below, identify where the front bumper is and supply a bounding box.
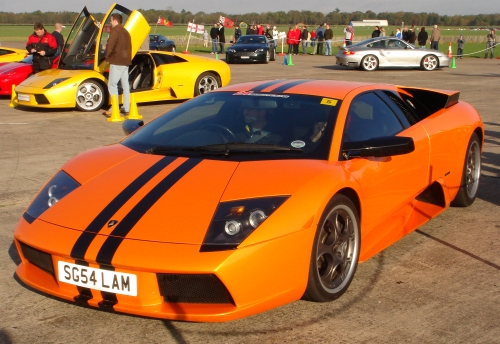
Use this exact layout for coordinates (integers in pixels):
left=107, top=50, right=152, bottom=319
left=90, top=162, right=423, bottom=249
left=227, top=52, right=267, bottom=63
left=14, top=83, right=77, bottom=108
left=14, top=215, right=312, bottom=322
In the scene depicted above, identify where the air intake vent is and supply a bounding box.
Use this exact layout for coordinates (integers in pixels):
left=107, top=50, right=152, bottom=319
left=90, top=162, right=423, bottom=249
left=157, top=274, right=234, bottom=304
left=19, top=242, right=54, bottom=275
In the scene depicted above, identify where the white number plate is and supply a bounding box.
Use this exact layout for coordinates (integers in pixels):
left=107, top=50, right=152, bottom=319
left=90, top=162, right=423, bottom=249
left=18, top=94, right=30, bottom=102
left=58, top=261, right=137, bottom=296
left=240, top=56, right=250, bottom=59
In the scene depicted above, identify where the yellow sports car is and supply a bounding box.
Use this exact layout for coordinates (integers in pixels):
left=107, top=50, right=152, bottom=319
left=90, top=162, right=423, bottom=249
left=0, top=47, right=28, bottom=63
left=14, top=4, right=230, bottom=111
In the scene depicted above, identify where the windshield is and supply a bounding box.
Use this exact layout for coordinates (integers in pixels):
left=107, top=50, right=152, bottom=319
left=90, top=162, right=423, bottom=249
left=122, top=92, right=340, bottom=161
left=236, top=36, right=266, bottom=45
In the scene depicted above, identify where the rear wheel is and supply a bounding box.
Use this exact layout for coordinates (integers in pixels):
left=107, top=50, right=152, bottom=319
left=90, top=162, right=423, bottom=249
left=75, top=80, right=106, bottom=111
left=194, top=72, right=220, bottom=96
left=304, top=194, right=360, bottom=302
left=361, top=54, right=378, bottom=71
left=421, top=55, right=438, bottom=71
left=451, top=133, right=481, bottom=207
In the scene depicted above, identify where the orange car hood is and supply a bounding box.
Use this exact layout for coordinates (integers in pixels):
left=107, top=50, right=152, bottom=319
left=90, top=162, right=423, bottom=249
left=37, top=144, right=327, bottom=245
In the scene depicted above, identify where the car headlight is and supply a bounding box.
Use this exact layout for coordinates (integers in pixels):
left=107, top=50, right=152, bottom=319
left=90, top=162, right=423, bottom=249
left=200, top=196, right=289, bottom=252
left=227, top=49, right=236, bottom=53
left=24, top=170, right=80, bottom=222
left=43, top=77, right=70, bottom=89
left=255, top=48, right=264, bottom=53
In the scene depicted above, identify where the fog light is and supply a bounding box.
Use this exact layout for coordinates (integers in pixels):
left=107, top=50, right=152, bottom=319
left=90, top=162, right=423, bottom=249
left=249, top=210, right=266, bottom=228
left=224, top=220, right=241, bottom=235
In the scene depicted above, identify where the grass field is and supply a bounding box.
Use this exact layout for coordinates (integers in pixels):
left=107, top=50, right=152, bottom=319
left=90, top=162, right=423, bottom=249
left=1, top=25, right=495, bottom=58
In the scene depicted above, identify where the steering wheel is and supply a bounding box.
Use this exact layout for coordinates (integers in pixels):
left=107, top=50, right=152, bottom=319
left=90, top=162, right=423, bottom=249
left=201, top=123, right=238, bottom=142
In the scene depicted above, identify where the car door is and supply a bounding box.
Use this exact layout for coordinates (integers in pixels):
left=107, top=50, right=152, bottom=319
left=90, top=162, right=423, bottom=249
left=339, top=91, right=430, bottom=242
left=380, top=39, right=419, bottom=66
left=95, top=4, right=150, bottom=73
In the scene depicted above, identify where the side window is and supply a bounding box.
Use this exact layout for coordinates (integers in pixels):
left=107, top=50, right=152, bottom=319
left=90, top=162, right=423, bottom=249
left=152, top=53, right=186, bottom=66
left=343, top=92, right=404, bottom=143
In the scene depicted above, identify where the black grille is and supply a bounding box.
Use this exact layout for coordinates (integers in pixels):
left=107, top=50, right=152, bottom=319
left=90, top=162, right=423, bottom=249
left=416, top=182, right=446, bottom=207
left=34, top=94, right=50, bottom=104
left=235, top=52, right=256, bottom=56
left=157, top=274, right=234, bottom=304
left=19, top=242, right=54, bottom=275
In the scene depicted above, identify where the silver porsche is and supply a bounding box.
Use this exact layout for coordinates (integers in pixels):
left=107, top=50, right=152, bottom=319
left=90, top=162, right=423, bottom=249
left=336, top=37, right=450, bottom=71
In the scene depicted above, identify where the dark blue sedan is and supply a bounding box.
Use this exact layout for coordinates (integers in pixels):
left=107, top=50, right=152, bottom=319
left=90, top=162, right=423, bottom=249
left=226, top=35, right=276, bottom=64
left=149, top=34, right=176, bottom=52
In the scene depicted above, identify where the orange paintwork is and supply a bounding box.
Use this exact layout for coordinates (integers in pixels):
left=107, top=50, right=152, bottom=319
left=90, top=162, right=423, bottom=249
left=14, top=79, right=484, bottom=322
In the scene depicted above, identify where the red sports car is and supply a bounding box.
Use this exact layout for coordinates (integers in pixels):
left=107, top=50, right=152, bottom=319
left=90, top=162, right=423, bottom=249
left=0, top=55, right=59, bottom=96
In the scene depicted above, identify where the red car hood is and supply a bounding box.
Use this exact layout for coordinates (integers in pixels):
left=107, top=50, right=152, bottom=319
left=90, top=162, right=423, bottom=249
left=0, top=61, right=31, bottom=73
left=37, top=144, right=327, bottom=245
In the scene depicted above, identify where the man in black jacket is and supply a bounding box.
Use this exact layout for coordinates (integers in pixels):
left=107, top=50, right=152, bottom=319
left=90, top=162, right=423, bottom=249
left=210, top=23, right=219, bottom=54
left=301, top=26, right=308, bottom=55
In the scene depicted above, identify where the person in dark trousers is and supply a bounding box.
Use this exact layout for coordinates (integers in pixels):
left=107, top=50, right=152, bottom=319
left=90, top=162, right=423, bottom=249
left=51, top=23, right=64, bottom=56
left=210, top=23, right=219, bottom=54
left=316, top=24, right=325, bottom=55
left=26, top=22, right=58, bottom=73
left=417, top=27, right=428, bottom=48
left=485, top=29, right=496, bottom=59
left=301, top=25, right=308, bottom=55
left=103, top=13, right=132, bottom=116
left=457, top=35, right=465, bottom=58
left=430, top=24, right=440, bottom=50
left=218, top=24, right=225, bottom=53
left=234, top=26, right=242, bottom=41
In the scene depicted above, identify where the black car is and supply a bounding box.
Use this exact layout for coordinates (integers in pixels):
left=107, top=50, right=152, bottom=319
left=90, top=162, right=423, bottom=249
left=149, top=34, right=176, bottom=52
left=226, top=35, right=276, bottom=64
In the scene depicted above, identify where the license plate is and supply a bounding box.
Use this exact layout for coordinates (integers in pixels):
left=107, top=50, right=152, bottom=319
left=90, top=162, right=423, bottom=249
left=240, top=56, right=250, bottom=59
left=18, top=94, right=30, bottom=102
left=58, top=261, right=137, bottom=296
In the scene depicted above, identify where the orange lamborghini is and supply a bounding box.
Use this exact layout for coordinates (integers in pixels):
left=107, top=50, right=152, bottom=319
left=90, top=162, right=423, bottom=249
left=14, top=79, right=484, bottom=322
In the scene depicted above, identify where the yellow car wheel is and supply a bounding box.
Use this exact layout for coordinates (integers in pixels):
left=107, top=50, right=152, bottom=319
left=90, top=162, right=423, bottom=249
left=76, top=79, right=107, bottom=111
left=194, top=72, right=220, bottom=96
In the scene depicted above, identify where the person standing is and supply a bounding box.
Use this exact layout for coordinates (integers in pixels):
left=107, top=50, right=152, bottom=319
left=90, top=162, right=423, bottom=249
left=210, top=23, right=218, bottom=54
left=343, top=25, right=353, bottom=46
left=316, top=24, right=325, bottom=56
left=457, top=35, right=465, bottom=58
left=257, top=24, right=265, bottom=36
left=485, top=29, right=496, bottom=59
left=51, top=23, right=64, bottom=56
left=103, top=13, right=131, bottom=116
left=371, top=26, right=381, bottom=38
left=292, top=25, right=301, bottom=55
left=430, top=24, right=440, bottom=50
left=26, top=22, right=58, bottom=73
left=272, top=26, right=279, bottom=46
left=310, top=29, right=317, bottom=53
left=301, top=25, right=308, bottom=55
left=203, top=30, right=209, bottom=47
left=395, top=28, right=402, bottom=39
left=287, top=27, right=294, bottom=54
left=234, top=26, right=242, bottom=41
left=218, top=24, right=226, bottom=54
left=408, top=29, right=416, bottom=45
left=379, top=27, right=386, bottom=37
left=324, top=24, right=333, bottom=56
left=417, top=27, right=428, bottom=48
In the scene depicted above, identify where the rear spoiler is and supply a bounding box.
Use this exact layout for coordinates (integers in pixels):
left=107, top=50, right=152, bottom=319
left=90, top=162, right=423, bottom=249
left=398, top=87, right=460, bottom=114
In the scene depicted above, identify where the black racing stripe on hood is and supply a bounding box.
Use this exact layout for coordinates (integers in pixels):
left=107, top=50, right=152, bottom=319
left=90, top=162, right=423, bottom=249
left=95, top=158, right=202, bottom=266
left=270, top=79, right=312, bottom=93
left=249, top=79, right=287, bottom=92
left=70, top=156, right=176, bottom=260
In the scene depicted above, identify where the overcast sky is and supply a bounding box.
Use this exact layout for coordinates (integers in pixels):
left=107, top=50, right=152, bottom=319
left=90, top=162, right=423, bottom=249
left=2, top=0, right=496, bottom=16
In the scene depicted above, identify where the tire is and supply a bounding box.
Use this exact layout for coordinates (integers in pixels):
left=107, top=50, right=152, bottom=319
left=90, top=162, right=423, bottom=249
left=171, top=46, right=176, bottom=53
left=421, top=54, right=438, bottom=71
left=75, top=79, right=106, bottom=111
left=264, top=51, right=270, bottom=64
left=304, top=194, right=361, bottom=302
left=194, top=72, right=220, bottom=96
left=451, top=133, right=481, bottom=207
left=361, top=54, right=378, bottom=71
left=270, top=48, right=276, bottom=61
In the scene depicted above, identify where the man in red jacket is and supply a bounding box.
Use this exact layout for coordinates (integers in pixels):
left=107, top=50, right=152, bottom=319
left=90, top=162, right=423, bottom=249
left=26, top=22, right=58, bottom=73
left=103, top=13, right=132, bottom=116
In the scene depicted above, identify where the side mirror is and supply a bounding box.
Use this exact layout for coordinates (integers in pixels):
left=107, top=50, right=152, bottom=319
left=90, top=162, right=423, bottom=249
left=122, top=119, right=144, bottom=135
left=342, top=136, right=415, bottom=159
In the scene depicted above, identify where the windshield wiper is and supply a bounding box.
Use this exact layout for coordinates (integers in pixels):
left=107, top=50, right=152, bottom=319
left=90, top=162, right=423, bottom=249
left=146, top=143, right=303, bottom=156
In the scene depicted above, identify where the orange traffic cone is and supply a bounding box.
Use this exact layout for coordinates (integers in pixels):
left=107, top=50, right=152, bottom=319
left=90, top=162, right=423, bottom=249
left=127, top=94, right=143, bottom=120
left=447, top=42, right=452, bottom=58
left=107, top=95, right=123, bottom=122
left=9, top=84, right=17, bottom=108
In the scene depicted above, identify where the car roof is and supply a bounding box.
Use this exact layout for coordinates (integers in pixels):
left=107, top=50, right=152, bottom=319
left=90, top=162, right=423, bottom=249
left=217, top=79, right=381, bottom=100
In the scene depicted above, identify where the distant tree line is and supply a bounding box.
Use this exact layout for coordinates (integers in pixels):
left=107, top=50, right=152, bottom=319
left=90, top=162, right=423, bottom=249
left=1, top=8, right=499, bottom=27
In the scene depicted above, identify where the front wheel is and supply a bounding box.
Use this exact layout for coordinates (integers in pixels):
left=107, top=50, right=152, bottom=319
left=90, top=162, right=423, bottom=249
left=451, top=133, right=481, bottom=207
left=264, top=51, right=270, bottom=64
left=194, top=72, right=220, bottom=96
left=303, top=194, right=360, bottom=302
left=361, top=54, right=378, bottom=71
left=171, top=46, right=176, bottom=53
left=421, top=54, right=438, bottom=71
left=270, top=48, right=276, bottom=61
left=75, top=80, right=106, bottom=111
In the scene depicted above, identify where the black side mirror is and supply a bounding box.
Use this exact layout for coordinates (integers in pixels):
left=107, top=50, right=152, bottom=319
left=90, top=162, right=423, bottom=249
left=343, top=136, right=415, bottom=159
left=122, top=119, right=144, bottom=135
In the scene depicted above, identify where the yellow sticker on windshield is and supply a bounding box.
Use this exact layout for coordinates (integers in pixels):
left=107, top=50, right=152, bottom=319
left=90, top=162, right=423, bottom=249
left=320, top=98, right=338, bottom=106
